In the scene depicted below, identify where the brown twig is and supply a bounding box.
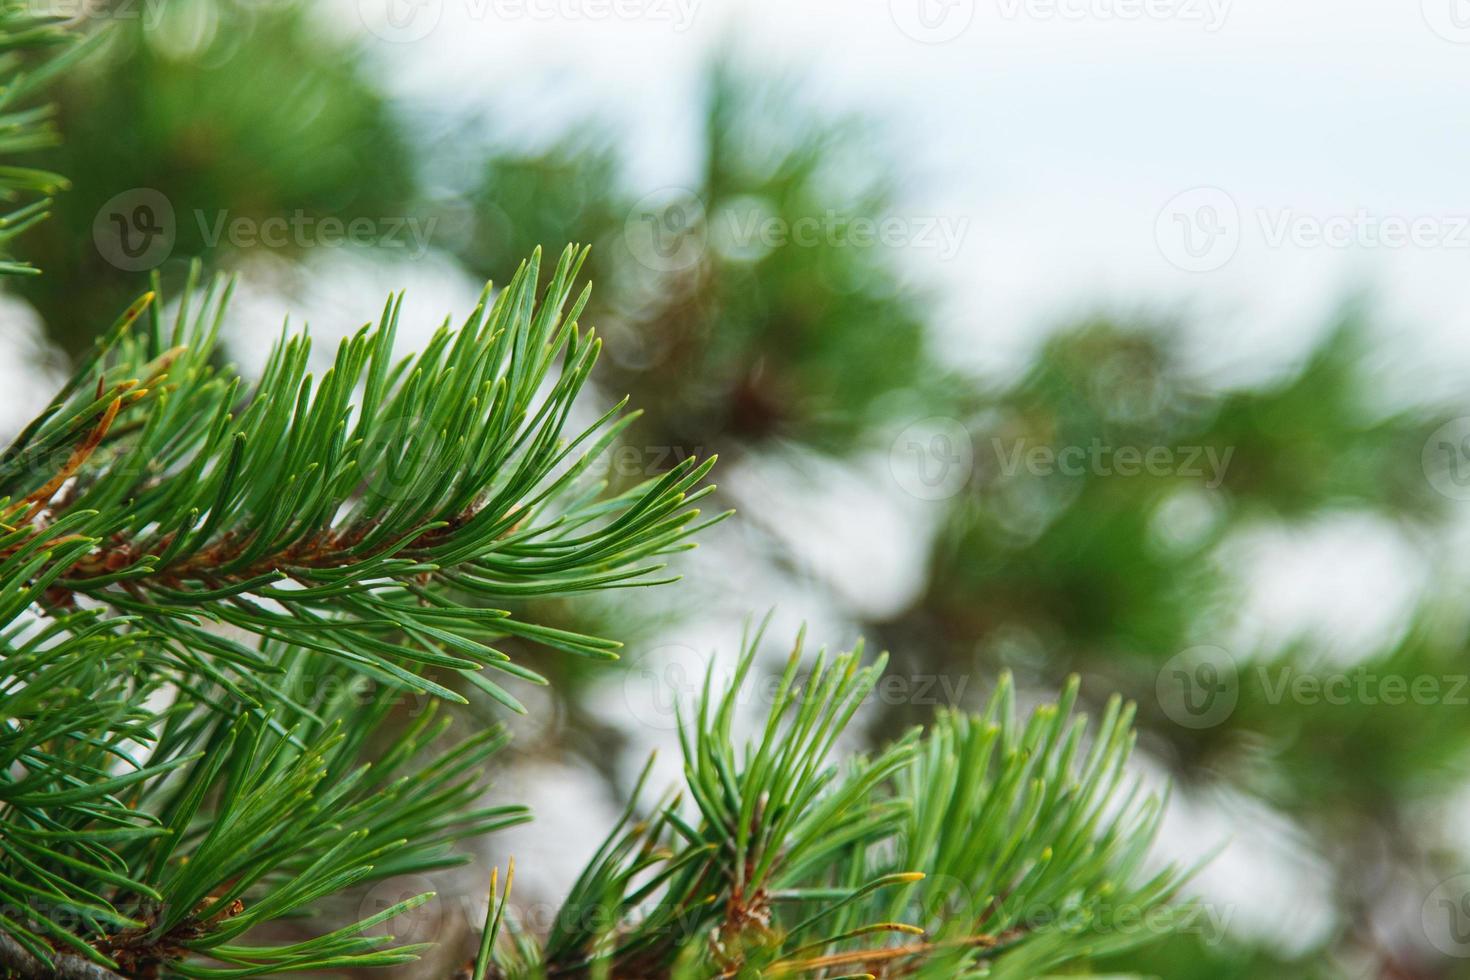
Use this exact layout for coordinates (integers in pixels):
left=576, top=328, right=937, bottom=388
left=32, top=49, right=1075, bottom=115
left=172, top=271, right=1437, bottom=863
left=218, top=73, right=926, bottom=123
left=762, top=933, right=1002, bottom=977
left=13, top=394, right=126, bottom=519
left=0, top=932, right=127, bottom=980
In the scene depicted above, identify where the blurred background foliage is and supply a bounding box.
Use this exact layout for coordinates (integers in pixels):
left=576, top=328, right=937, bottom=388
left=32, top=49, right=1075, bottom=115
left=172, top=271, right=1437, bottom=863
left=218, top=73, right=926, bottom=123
left=3, top=0, right=1468, bottom=977
left=16, top=0, right=414, bottom=353
left=453, top=58, right=940, bottom=457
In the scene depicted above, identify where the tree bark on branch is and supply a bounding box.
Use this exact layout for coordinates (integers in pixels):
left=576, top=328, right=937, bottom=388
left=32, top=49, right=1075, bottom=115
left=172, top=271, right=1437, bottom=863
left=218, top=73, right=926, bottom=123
left=0, top=933, right=127, bottom=980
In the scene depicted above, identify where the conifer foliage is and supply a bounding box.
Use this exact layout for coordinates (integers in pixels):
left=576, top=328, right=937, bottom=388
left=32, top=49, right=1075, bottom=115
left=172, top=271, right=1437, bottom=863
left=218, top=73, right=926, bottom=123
left=0, top=245, right=715, bottom=976
left=477, top=625, right=1186, bottom=980
left=0, top=9, right=1192, bottom=978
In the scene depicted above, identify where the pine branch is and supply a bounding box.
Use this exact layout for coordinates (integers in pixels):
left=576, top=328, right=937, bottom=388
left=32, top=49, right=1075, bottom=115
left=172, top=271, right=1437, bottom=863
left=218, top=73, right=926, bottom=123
left=474, top=621, right=1189, bottom=979
left=2, top=246, right=719, bottom=703
left=0, top=6, right=102, bottom=277
left=0, top=932, right=125, bottom=980
left=0, top=244, right=719, bottom=977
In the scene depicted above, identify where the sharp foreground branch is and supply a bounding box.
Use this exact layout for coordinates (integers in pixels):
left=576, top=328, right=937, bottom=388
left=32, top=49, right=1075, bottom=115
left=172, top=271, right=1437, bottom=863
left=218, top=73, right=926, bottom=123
left=0, top=933, right=126, bottom=980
